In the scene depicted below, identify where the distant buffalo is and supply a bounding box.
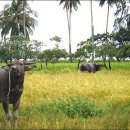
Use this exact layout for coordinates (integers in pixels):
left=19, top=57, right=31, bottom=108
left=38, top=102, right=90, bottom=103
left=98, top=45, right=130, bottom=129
left=80, top=63, right=104, bottom=73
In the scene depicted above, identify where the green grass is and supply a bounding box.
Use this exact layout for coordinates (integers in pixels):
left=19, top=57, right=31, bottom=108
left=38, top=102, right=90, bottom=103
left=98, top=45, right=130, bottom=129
left=34, top=62, right=78, bottom=72
left=110, top=61, right=130, bottom=70
left=34, top=61, right=130, bottom=73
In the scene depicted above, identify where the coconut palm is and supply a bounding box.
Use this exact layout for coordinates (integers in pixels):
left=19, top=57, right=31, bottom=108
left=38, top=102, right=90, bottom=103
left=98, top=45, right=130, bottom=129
left=99, top=0, right=118, bottom=33
left=0, top=0, right=38, bottom=40
left=59, top=0, right=80, bottom=63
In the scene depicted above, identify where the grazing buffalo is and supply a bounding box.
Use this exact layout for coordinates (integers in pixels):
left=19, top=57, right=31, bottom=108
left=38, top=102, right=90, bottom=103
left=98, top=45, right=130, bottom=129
left=0, top=60, right=35, bottom=128
left=80, top=63, right=104, bottom=73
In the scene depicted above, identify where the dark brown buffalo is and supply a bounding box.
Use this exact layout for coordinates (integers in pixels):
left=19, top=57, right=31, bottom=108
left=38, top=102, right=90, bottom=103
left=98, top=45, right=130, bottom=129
left=0, top=60, right=35, bottom=128
left=80, top=63, right=104, bottom=73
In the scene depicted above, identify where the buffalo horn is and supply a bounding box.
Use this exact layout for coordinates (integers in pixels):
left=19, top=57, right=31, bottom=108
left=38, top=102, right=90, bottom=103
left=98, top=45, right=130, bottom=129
left=24, top=62, right=35, bottom=65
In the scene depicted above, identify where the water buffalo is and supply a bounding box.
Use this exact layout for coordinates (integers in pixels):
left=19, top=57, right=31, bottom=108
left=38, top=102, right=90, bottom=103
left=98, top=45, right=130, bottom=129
left=0, top=60, right=35, bottom=128
left=80, top=63, right=104, bottom=73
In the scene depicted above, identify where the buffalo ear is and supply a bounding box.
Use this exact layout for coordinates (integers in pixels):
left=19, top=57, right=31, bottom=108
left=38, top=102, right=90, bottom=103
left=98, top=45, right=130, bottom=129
left=7, top=63, right=13, bottom=67
left=7, top=64, right=18, bottom=71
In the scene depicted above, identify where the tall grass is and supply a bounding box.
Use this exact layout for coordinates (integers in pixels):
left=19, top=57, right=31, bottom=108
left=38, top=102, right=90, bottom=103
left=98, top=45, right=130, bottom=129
left=0, top=61, right=130, bottom=129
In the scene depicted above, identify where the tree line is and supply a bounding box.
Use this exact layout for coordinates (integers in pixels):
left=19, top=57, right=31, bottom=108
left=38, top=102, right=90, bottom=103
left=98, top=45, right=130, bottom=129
left=0, top=0, right=130, bottom=69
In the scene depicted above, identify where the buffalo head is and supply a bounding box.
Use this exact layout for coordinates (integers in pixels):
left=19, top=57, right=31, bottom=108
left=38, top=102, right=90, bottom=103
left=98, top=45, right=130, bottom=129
left=96, top=64, right=105, bottom=71
left=7, top=61, right=25, bottom=78
left=7, top=60, right=36, bottom=73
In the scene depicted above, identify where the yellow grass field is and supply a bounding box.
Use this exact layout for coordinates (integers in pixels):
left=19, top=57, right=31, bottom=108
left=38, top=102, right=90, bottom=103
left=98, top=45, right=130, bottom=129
left=1, top=69, right=130, bottom=129
left=23, top=70, right=130, bottom=106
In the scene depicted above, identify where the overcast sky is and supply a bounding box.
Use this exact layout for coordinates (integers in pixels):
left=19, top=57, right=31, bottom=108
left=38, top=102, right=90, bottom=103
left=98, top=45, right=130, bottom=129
left=0, top=1, right=116, bottom=52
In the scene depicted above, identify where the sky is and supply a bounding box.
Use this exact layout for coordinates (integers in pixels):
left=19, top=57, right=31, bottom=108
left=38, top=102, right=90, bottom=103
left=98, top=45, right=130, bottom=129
left=0, top=1, right=116, bottom=53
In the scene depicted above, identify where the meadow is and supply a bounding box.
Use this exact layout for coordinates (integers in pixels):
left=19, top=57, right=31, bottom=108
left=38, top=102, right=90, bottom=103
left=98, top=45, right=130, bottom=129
left=0, top=61, right=130, bottom=129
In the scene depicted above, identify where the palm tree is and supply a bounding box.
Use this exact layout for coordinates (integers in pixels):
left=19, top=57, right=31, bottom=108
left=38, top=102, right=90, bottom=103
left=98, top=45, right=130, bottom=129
left=59, top=0, right=80, bottom=63
left=0, top=0, right=38, bottom=40
left=99, top=0, right=118, bottom=33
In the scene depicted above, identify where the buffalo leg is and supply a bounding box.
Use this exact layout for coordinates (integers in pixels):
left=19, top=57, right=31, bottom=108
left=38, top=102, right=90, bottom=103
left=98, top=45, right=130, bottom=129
left=13, top=100, right=20, bottom=128
left=2, top=100, right=11, bottom=127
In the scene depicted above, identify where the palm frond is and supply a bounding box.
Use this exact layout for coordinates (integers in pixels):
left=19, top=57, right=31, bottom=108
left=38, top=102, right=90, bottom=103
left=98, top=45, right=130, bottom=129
left=0, top=0, right=37, bottom=39
left=99, top=0, right=106, bottom=6
left=59, top=0, right=80, bottom=11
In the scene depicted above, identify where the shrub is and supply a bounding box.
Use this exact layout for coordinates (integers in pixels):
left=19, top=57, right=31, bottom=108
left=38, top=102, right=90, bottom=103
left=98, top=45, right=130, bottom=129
left=56, top=97, right=102, bottom=118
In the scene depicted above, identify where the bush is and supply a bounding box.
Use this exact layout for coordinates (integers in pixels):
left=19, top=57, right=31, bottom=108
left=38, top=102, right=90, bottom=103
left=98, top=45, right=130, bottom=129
left=56, top=97, right=102, bottom=118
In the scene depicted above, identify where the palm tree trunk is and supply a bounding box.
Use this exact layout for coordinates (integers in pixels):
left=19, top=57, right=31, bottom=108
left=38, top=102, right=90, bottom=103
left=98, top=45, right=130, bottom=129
left=23, top=1, right=26, bottom=38
left=106, top=3, right=109, bottom=33
left=107, top=4, right=111, bottom=69
left=69, top=8, right=72, bottom=63
left=3, top=6, right=6, bottom=41
left=66, top=4, right=72, bottom=63
left=90, top=0, right=95, bottom=63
